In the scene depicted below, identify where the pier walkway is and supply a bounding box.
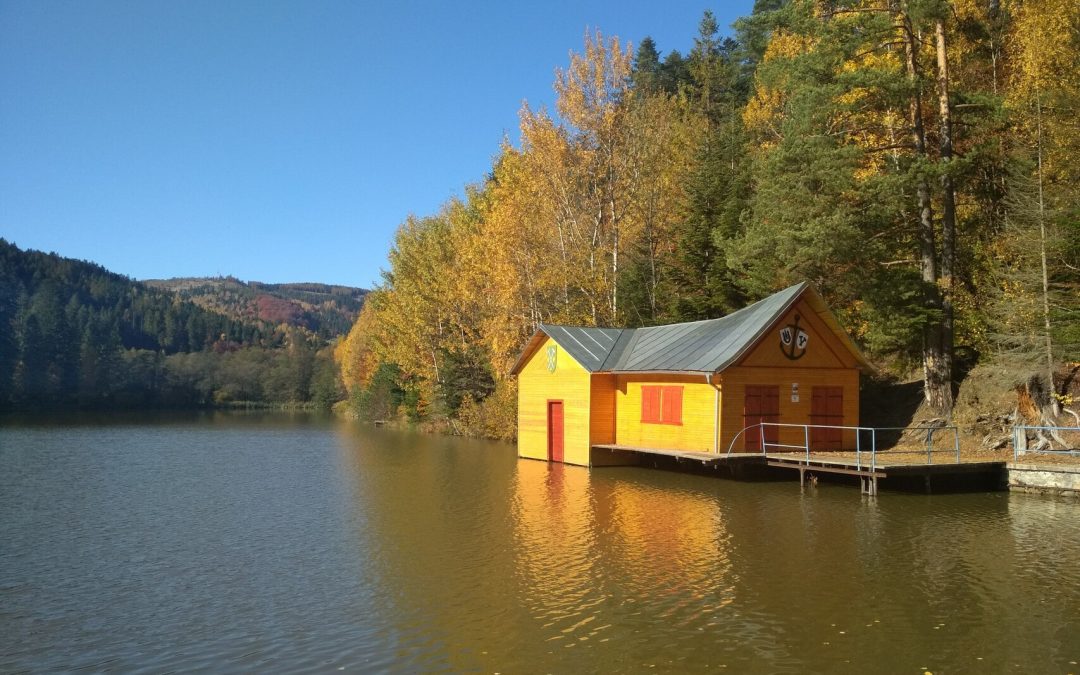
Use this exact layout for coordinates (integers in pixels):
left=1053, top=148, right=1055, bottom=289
left=591, top=423, right=1016, bottom=495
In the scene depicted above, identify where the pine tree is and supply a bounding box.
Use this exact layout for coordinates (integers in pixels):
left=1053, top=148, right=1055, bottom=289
left=632, top=37, right=663, bottom=94
left=666, top=11, right=753, bottom=321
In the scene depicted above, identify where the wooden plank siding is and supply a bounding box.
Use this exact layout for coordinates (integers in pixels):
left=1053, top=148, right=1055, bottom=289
left=590, top=374, right=617, bottom=446
left=739, top=299, right=859, bottom=370
left=719, top=368, right=859, bottom=453
left=717, top=298, right=861, bottom=452
left=614, top=374, right=718, bottom=453
left=517, top=336, right=593, bottom=466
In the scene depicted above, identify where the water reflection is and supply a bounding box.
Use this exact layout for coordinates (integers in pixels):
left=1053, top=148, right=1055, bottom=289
left=511, top=461, right=601, bottom=643
left=4, top=418, right=1080, bottom=673
left=335, top=425, right=525, bottom=672
left=332, top=425, right=1080, bottom=673
left=1007, top=495, right=1080, bottom=664
left=510, top=461, right=782, bottom=671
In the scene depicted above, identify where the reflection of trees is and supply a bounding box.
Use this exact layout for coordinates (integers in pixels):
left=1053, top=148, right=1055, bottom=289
left=335, top=426, right=529, bottom=672
left=336, top=424, right=1080, bottom=672
left=1004, top=497, right=1080, bottom=668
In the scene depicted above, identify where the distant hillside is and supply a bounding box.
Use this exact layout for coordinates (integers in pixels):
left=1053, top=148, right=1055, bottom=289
left=0, top=239, right=268, bottom=356
left=144, top=277, right=367, bottom=340
left=0, top=240, right=351, bottom=410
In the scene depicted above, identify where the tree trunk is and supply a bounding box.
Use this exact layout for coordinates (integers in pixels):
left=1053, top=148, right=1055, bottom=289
left=611, top=192, right=619, bottom=324
left=1035, top=90, right=1058, bottom=414
left=897, top=5, right=950, bottom=414
left=934, top=18, right=956, bottom=414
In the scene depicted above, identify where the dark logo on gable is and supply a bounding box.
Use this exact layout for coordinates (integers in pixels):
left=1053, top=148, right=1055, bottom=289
left=779, top=314, right=809, bottom=360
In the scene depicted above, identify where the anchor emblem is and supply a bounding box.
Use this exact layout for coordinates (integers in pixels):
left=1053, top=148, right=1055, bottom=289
left=779, top=314, right=809, bottom=360
left=546, top=345, right=557, bottom=372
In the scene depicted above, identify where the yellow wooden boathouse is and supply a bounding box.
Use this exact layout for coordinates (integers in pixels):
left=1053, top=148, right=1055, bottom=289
left=510, top=283, right=872, bottom=467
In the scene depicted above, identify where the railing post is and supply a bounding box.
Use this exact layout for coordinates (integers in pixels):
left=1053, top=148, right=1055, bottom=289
left=871, top=429, right=876, bottom=473
left=954, top=427, right=960, bottom=464
left=856, top=428, right=861, bottom=471
left=759, top=424, right=765, bottom=456
left=927, top=428, right=934, bottom=465
left=804, top=425, right=809, bottom=461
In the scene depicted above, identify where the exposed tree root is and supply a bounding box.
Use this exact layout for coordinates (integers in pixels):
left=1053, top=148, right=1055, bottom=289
left=1014, top=374, right=1079, bottom=452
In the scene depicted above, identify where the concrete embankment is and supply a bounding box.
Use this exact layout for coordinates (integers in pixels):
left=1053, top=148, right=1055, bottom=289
left=1008, top=462, right=1080, bottom=496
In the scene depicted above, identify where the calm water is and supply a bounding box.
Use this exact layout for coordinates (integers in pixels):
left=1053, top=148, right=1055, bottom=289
left=2, top=413, right=1079, bottom=673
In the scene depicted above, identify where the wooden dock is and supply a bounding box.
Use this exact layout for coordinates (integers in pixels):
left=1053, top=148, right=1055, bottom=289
left=589, top=445, right=763, bottom=476
left=764, top=453, right=1005, bottom=495
left=591, top=443, right=761, bottom=463
left=589, top=444, right=1009, bottom=495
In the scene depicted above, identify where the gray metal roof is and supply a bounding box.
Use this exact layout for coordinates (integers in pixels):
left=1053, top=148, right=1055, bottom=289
left=537, top=324, right=624, bottom=372
left=609, top=282, right=806, bottom=372
left=534, top=282, right=810, bottom=374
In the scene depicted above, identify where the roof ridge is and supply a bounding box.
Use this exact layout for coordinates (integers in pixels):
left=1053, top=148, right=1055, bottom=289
left=538, top=322, right=620, bottom=331
left=538, top=283, right=808, bottom=334
left=631, top=282, right=808, bottom=331
left=603, top=327, right=641, bottom=371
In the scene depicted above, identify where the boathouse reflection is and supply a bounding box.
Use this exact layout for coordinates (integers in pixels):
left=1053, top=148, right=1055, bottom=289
left=510, top=460, right=737, bottom=642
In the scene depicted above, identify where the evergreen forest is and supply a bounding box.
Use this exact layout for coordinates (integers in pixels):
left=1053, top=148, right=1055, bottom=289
left=0, top=240, right=348, bottom=411
left=336, top=0, right=1079, bottom=439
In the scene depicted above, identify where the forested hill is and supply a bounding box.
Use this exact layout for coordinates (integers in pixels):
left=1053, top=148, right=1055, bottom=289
left=0, top=239, right=354, bottom=410
left=0, top=239, right=267, bottom=355
left=144, top=277, right=366, bottom=340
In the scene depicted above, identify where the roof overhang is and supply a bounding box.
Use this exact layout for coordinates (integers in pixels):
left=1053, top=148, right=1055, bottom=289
left=508, top=328, right=550, bottom=377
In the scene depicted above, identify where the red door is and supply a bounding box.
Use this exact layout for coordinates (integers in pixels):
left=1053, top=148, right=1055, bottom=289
left=743, top=386, right=780, bottom=452
left=547, top=401, right=564, bottom=463
left=810, top=387, right=844, bottom=450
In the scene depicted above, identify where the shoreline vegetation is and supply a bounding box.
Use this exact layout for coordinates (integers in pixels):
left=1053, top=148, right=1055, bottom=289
left=334, top=4, right=1078, bottom=445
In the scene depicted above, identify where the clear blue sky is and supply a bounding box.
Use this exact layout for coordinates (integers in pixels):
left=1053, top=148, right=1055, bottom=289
left=1, top=0, right=753, bottom=288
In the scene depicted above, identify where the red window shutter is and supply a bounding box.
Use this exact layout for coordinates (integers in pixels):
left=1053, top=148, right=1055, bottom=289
left=660, top=386, right=683, bottom=425
left=642, top=386, right=661, bottom=423
left=668, top=387, right=683, bottom=425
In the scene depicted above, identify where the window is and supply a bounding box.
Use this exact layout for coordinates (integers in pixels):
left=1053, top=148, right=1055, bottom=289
left=641, top=385, right=683, bottom=425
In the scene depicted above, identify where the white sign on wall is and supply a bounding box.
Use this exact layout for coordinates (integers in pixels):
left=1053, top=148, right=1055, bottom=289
left=791, top=382, right=799, bottom=403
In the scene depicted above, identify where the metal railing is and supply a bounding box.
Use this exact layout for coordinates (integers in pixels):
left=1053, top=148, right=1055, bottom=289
left=724, top=422, right=961, bottom=472
left=1012, top=425, right=1080, bottom=461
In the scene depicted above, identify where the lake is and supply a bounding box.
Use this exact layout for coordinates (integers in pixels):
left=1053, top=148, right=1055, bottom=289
left=2, top=412, right=1079, bottom=673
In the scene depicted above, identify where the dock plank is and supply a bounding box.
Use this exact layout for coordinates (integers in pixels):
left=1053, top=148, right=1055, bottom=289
left=591, top=444, right=760, bottom=463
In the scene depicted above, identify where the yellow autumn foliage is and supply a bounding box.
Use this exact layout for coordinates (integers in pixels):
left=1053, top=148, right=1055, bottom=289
left=339, top=4, right=1080, bottom=435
